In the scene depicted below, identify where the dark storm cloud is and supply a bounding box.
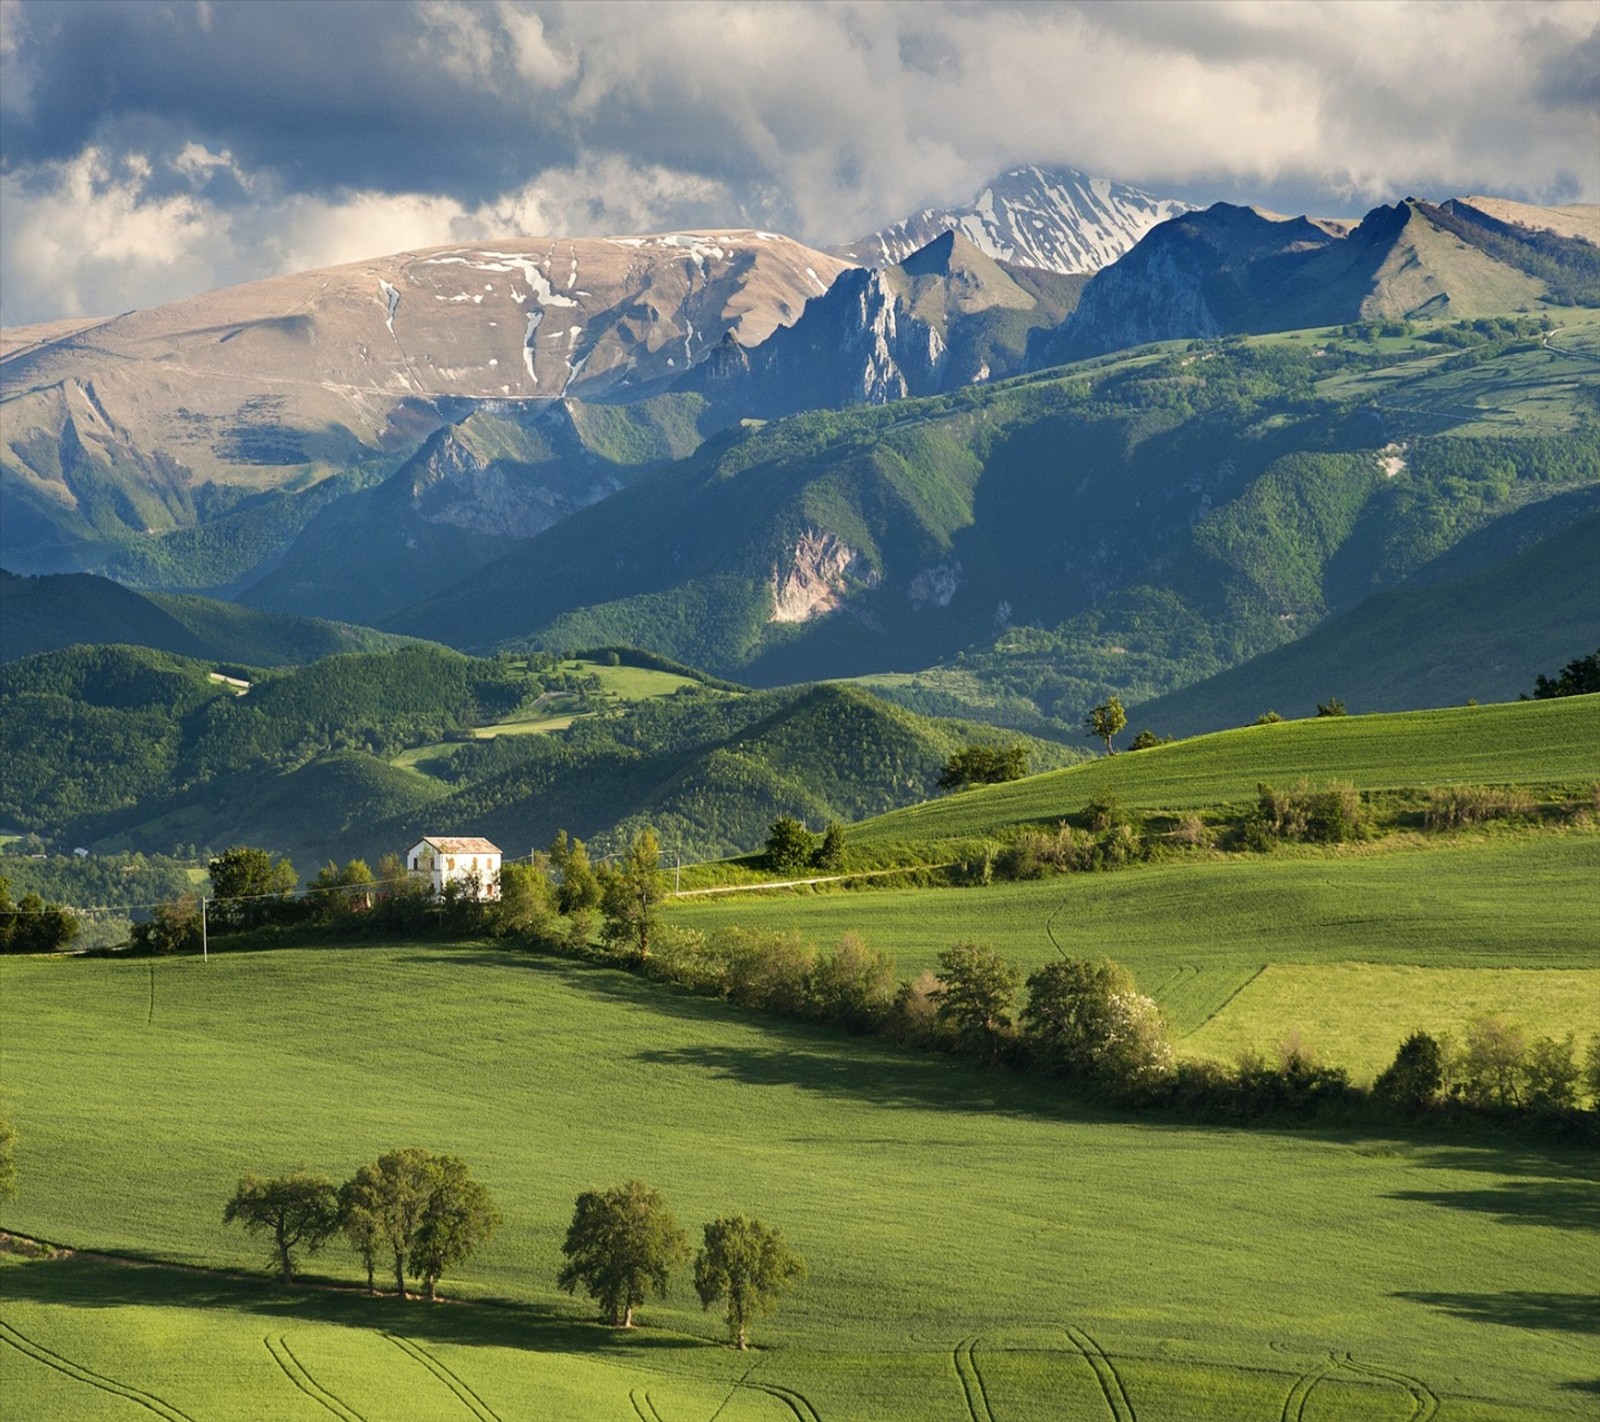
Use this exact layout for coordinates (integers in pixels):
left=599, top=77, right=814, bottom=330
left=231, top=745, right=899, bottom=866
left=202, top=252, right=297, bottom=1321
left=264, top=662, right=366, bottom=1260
left=1, top=0, right=576, bottom=203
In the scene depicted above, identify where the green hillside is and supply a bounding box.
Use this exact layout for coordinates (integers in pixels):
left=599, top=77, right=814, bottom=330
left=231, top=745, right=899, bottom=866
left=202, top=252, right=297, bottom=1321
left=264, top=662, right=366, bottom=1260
left=1133, top=504, right=1600, bottom=735
left=1, top=944, right=1592, bottom=1419
left=0, top=643, right=1075, bottom=872
left=0, top=568, right=416, bottom=665
left=847, top=694, right=1600, bottom=851
left=388, top=315, right=1600, bottom=735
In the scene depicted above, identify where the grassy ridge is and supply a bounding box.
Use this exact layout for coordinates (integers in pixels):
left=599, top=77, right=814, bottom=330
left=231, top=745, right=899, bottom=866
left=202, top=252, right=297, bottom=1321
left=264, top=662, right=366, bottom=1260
left=849, top=695, right=1600, bottom=848
left=1, top=945, right=1594, bottom=1419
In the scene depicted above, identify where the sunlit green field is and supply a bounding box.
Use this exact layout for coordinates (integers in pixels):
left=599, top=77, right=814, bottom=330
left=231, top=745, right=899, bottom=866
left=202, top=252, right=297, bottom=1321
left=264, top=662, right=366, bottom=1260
left=672, top=833, right=1600, bottom=1048
left=2, top=944, right=1595, bottom=1419
left=849, top=696, right=1600, bottom=850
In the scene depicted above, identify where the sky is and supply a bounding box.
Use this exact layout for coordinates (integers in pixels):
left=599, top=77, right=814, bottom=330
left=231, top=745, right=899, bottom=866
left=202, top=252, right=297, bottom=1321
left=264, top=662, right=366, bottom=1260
left=1, top=0, right=1596, bottom=327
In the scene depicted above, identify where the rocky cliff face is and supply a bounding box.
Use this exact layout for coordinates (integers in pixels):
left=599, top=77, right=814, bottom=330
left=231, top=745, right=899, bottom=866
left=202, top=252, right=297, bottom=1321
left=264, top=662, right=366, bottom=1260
left=681, top=231, right=1082, bottom=422
left=770, top=530, right=880, bottom=623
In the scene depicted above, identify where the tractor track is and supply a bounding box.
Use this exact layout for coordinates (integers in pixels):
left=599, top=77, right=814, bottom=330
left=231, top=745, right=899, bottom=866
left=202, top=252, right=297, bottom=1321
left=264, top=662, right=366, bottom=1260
left=264, top=1335, right=366, bottom=1422
left=1341, top=1352, right=1441, bottom=1421
left=628, top=1388, right=667, bottom=1422
left=1061, top=1324, right=1137, bottom=1422
left=1280, top=1351, right=1337, bottom=1422
left=0, top=1317, right=199, bottom=1422
left=384, top=1332, right=502, bottom=1421
left=952, top=1335, right=996, bottom=1422
left=747, top=1380, right=824, bottom=1422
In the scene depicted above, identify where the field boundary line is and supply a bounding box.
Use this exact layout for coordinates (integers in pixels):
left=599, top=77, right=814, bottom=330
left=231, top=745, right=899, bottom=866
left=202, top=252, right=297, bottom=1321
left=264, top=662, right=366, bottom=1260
left=0, top=1316, right=199, bottom=1422
left=672, top=864, right=953, bottom=898
left=1061, top=1324, right=1136, bottom=1422
left=952, top=1335, right=996, bottom=1422
left=705, top=1355, right=764, bottom=1422
left=1178, top=962, right=1268, bottom=1039
left=384, top=1332, right=502, bottom=1422
left=264, top=1334, right=366, bottom=1422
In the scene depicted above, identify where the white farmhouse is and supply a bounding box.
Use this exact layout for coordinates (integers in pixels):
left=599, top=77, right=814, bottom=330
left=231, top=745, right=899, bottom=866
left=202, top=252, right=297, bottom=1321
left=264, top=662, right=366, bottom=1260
left=406, top=836, right=502, bottom=900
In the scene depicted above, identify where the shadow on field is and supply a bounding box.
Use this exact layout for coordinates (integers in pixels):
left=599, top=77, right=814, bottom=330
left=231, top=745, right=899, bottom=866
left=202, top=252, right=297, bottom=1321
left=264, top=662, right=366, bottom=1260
left=0, top=1253, right=701, bottom=1358
left=1394, top=1289, right=1600, bottom=1336
left=1386, top=1148, right=1600, bottom=1234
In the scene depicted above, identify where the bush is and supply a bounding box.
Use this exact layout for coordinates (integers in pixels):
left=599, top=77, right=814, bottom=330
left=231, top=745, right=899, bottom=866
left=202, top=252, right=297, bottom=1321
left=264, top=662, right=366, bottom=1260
left=1253, top=780, right=1365, bottom=844
left=1373, top=1031, right=1445, bottom=1113
left=1424, top=785, right=1536, bottom=829
left=129, top=896, right=202, bottom=956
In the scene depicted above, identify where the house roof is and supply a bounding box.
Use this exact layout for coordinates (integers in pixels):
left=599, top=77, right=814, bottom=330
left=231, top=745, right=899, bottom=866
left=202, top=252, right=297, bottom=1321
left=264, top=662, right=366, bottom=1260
left=413, top=837, right=502, bottom=855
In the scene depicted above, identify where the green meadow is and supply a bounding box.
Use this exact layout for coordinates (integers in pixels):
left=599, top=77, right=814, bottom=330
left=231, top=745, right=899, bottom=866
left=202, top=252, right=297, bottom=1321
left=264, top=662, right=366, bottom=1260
left=848, top=696, right=1600, bottom=853
left=2, top=943, right=1596, bottom=1419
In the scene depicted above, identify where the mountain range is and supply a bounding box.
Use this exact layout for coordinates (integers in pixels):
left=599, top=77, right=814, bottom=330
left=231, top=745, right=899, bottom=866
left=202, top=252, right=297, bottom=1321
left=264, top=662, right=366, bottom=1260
left=3, top=162, right=1598, bottom=758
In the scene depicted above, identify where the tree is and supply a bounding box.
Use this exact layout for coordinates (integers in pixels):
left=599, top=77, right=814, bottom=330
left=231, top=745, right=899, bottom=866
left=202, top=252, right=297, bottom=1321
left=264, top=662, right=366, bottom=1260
left=1254, top=710, right=1285, bottom=725
left=1587, top=1036, right=1600, bottom=1112
left=931, top=941, right=1022, bottom=1062
left=1528, top=648, right=1600, bottom=699
left=1457, top=1014, right=1527, bottom=1108
left=130, top=895, right=202, bottom=955
left=600, top=828, right=668, bottom=958
left=0, top=886, right=78, bottom=954
left=208, top=846, right=297, bottom=930
left=338, top=1174, right=384, bottom=1293
left=1523, top=1033, right=1581, bottom=1112
left=1084, top=697, right=1126, bottom=755
left=1372, top=1031, right=1444, bottom=1114
left=223, top=1172, right=340, bottom=1284
left=341, top=1148, right=436, bottom=1299
left=1316, top=696, right=1348, bottom=717
left=1022, top=958, right=1173, bottom=1086
left=938, top=744, right=1029, bottom=790
left=309, top=859, right=375, bottom=921
left=550, top=831, right=603, bottom=947
left=694, top=1215, right=807, bottom=1349
left=1127, top=729, right=1169, bottom=752
left=763, top=816, right=816, bottom=874
left=408, top=1155, right=501, bottom=1300
left=558, top=1180, right=689, bottom=1327
left=808, top=933, right=896, bottom=1031
left=813, top=822, right=846, bottom=872
left=496, top=858, right=557, bottom=939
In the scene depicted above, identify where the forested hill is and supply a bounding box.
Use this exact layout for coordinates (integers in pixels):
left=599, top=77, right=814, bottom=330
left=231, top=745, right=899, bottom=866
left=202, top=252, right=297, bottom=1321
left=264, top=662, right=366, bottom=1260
left=0, top=567, right=416, bottom=665
left=387, top=316, right=1600, bottom=733
left=0, top=644, right=1076, bottom=871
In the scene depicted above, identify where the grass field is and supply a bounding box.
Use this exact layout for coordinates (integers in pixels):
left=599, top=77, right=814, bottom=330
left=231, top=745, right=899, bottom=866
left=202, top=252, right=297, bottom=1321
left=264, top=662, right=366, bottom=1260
left=1, top=942, right=1596, bottom=1419
left=672, top=832, right=1600, bottom=1044
left=849, top=696, right=1600, bottom=850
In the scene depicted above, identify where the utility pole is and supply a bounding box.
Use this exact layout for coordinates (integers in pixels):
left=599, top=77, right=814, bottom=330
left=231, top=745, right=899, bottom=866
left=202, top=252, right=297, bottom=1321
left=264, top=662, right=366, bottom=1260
left=201, top=896, right=208, bottom=962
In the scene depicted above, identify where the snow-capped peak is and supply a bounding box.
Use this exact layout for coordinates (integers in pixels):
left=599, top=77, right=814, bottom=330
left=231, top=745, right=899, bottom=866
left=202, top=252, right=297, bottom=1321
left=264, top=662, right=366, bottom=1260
left=838, top=164, right=1193, bottom=275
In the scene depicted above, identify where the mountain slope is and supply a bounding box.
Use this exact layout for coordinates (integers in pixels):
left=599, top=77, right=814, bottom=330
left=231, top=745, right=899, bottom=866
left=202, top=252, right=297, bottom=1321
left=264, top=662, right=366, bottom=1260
left=837, top=164, right=1192, bottom=273
left=1046, top=197, right=1596, bottom=361
left=385, top=318, right=1600, bottom=718
left=1132, top=501, right=1600, bottom=736
left=0, top=232, right=850, bottom=573
left=0, top=568, right=416, bottom=665
left=679, top=232, right=1086, bottom=423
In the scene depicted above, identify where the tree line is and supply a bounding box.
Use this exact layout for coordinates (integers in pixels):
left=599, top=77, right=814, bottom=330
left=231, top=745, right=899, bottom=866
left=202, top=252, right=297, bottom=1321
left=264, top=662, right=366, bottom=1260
left=223, top=1160, right=802, bottom=1348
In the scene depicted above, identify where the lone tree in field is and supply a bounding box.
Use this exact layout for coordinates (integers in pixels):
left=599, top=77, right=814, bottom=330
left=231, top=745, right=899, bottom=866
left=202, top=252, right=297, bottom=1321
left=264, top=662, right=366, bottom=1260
left=600, top=828, right=669, bottom=958
left=1084, top=697, right=1126, bottom=755
left=223, top=1171, right=340, bottom=1284
left=341, top=1148, right=499, bottom=1300
left=932, top=941, right=1023, bottom=1063
left=558, top=1180, right=689, bottom=1327
left=694, top=1215, right=807, bottom=1349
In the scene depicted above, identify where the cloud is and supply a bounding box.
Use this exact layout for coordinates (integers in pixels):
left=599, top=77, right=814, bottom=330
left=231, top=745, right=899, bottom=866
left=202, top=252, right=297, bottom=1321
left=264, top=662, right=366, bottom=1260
left=1, top=0, right=1596, bottom=325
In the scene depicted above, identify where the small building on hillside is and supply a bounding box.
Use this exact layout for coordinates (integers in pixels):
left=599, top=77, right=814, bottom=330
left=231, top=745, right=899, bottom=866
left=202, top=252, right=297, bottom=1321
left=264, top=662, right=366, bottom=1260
left=406, top=836, right=502, bottom=900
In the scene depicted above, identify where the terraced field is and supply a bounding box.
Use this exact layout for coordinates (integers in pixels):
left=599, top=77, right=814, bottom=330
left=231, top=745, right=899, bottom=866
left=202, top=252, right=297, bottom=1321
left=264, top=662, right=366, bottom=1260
left=1, top=945, right=1595, bottom=1419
